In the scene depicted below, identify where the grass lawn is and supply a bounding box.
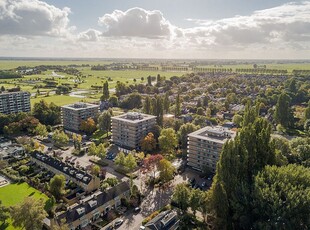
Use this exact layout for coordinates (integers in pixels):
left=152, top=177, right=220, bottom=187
left=31, top=94, right=98, bottom=107
left=0, top=182, right=49, bottom=230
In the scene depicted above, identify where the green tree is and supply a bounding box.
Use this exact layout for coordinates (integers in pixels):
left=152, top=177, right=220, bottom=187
left=101, top=81, right=109, bottom=101
left=274, top=92, right=294, bottom=128
left=90, top=165, right=100, bottom=176
left=88, top=142, right=97, bottom=157
left=172, top=183, right=190, bottom=214
left=49, top=174, right=66, bottom=200
left=208, top=105, right=276, bottom=229
left=164, top=92, right=170, bottom=113
left=232, top=114, right=243, bottom=127
left=34, top=123, right=48, bottom=138
left=33, top=100, right=61, bottom=126
left=0, top=200, right=9, bottom=224
left=96, top=143, right=107, bottom=160
left=108, top=95, right=118, bottom=107
left=124, top=153, right=137, bottom=172
left=115, top=152, right=126, bottom=166
left=175, top=93, right=181, bottom=117
left=189, top=188, right=204, bottom=217
left=158, top=158, right=175, bottom=183
left=252, top=164, right=310, bottom=229
left=177, top=123, right=199, bottom=149
left=97, top=111, right=111, bottom=137
left=52, top=130, right=69, bottom=147
left=10, top=197, right=47, bottom=230
left=290, top=137, right=310, bottom=166
left=72, top=133, right=82, bottom=150
left=158, top=128, right=178, bottom=154
left=305, top=100, right=310, bottom=120
left=143, top=96, right=152, bottom=114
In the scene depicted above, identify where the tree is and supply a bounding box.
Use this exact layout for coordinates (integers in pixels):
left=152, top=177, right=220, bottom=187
left=164, top=93, right=170, bottom=113
left=80, top=117, right=97, bottom=135
left=189, top=188, right=204, bottom=217
left=142, top=154, right=164, bottom=178
left=172, top=183, right=190, bottom=214
left=49, top=174, right=66, bottom=200
left=33, top=100, right=61, bottom=126
left=274, top=92, right=294, bottom=128
left=51, top=219, right=70, bottom=230
left=290, top=137, right=310, bottom=166
left=72, top=133, right=82, bottom=150
left=90, top=165, right=100, bottom=176
left=147, top=75, right=152, bottom=86
left=97, top=111, right=111, bottom=137
left=141, top=132, right=156, bottom=152
left=10, top=197, right=47, bottom=230
left=196, top=107, right=205, bottom=115
left=158, top=158, right=175, bottom=183
left=175, top=93, right=181, bottom=117
left=52, top=130, right=69, bottom=147
left=114, top=152, right=126, bottom=166
left=252, top=164, right=310, bottom=229
left=158, top=128, right=178, bottom=154
left=305, top=100, right=310, bottom=120
left=232, top=114, right=243, bottom=127
left=101, top=81, right=109, bottom=101
left=108, top=95, right=118, bottom=107
left=124, top=153, right=137, bottom=172
left=208, top=105, right=276, bottom=229
left=143, top=96, right=152, bottom=114
left=0, top=200, right=9, bottom=224
left=96, top=143, right=107, bottom=160
left=0, top=86, right=5, bottom=92
left=88, top=142, right=97, bottom=157
left=34, top=123, right=48, bottom=137
left=177, top=123, right=199, bottom=149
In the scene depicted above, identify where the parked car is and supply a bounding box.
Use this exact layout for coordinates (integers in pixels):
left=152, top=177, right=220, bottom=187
left=134, top=207, right=141, bottom=213
left=201, top=181, right=206, bottom=187
left=114, top=219, right=124, bottom=227
left=139, top=226, right=145, bottom=230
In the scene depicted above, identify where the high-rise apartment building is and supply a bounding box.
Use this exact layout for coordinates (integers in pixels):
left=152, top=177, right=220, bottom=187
left=61, top=102, right=99, bottom=132
left=111, top=112, right=157, bottom=149
left=0, top=91, right=31, bottom=114
left=187, top=126, right=236, bottom=172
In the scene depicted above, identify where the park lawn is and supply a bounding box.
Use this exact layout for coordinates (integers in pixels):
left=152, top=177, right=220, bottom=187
left=0, top=182, right=49, bottom=230
left=31, top=94, right=98, bottom=107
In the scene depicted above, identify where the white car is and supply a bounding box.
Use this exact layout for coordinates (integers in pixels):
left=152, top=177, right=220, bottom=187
left=114, top=219, right=124, bottom=226
left=139, top=226, right=145, bottom=230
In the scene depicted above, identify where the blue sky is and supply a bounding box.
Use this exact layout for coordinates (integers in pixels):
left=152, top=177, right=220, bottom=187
left=0, top=0, right=309, bottom=59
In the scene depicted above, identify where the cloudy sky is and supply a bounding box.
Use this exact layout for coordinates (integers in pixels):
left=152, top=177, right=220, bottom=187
left=0, top=0, right=310, bottom=59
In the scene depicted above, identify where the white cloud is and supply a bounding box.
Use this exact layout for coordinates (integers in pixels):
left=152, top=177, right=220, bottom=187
left=0, top=0, right=71, bottom=36
left=78, top=29, right=102, bottom=41
left=98, top=7, right=179, bottom=38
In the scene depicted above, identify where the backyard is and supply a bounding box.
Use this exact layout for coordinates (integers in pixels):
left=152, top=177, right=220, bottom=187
left=0, top=182, right=49, bottom=230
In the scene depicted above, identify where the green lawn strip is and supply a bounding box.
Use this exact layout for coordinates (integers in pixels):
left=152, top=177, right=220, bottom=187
left=0, top=182, right=50, bottom=230
left=31, top=94, right=97, bottom=107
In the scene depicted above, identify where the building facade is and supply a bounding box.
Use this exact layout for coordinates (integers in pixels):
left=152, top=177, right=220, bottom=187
left=53, top=182, right=130, bottom=230
left=0, top=91, right=31, bottom=114
left=61, top=103, right=99, bottom=132
left=111, top=112, right=157, bottom=149
left=30, top=151, right=100, bottom=192
left=187, top=126, right=236, bottom=172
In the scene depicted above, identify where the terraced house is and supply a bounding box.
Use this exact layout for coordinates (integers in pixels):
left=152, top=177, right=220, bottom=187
left=187, top=126, right=236, bottom=172
left=111, top=112, right=156, bottom=149
left=53, top=182, right=130, bottom=230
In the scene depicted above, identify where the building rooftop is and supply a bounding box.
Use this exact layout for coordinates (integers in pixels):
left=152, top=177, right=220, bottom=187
left=188, top=126, right=236, bottom=144
left=56, top=181, right=130, bottom=224
left=0, top=144, right=24, bottom=159
left=145, top=210, right=179, bottom=230
left=0, top=90, right=30, bottom=95
left=112, top=112, right=156, bottom=123
left=61, top=102, right=99, bottom=110
left=30, top=151, right=93, bottom=185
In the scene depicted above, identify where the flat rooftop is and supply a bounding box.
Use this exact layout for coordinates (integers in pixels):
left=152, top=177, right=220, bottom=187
left=0, top=91, right=30, bottom=95
left=188, top=126, right=236, bottom=144
left=112, top=112, right=156, bottom=123
left=61, top=102, right=99, bottom=110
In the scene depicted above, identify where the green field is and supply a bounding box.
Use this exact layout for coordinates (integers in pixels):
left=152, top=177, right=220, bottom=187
left=0, top=182, right=49, bottom=230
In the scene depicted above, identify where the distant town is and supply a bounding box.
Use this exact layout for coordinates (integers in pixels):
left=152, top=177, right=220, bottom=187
left=0, top=59, right=309, bottom=230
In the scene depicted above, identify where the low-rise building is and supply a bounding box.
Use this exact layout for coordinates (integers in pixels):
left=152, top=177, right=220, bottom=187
left=53, top=182, right=130, bottom=230
left=0, top=91, right=31, bottom=114
left=0, top=144, right=24, bottom=160
left=30, top=151, right=100, bottom=192
left=111, top=112, right=156, bottom=149
left=187, top=126, right=236, bottom=172
left=61, top=102, right=99, bottom=132
left=144, top=210, right=179, bottom=230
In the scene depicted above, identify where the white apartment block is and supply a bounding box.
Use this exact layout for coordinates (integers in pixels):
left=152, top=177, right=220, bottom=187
left=0, top=91, right=31, bottom=114
left=187, top=126, right=236, bottom=172
left=111, top=112, right=157, bottom=149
